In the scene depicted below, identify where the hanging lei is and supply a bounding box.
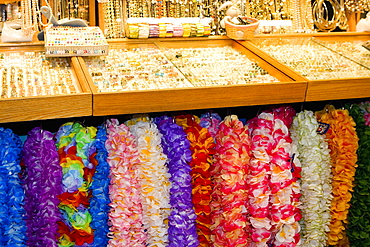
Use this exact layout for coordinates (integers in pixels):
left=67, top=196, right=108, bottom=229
left=199, top=112, right=222, bottom=139
left=154, top=115, right=199, bottom=247
left=89, top=124, right=111, bottom=246
left=269, top=106, right=301, bottom=246
left=175, top=114, right=215, bottom=247
left=105, top=119, right=147, bottom=246
left=247, top=107, right=302, bottom=246
left=21, top=127, right=63, bottom=247
left=55, top=122, right=97, bottom=246
left=346, top=102, right=370, bottom=246
left=125, top=115, right=171, bottom=246
left=345, top=102, right=369, bottom=247
left=316, top=105, right=359, bottom=246
left=211, top=115, right=251, bottom=246
left=290, top=111, right=332, bottom=246
left=0, top=127, right=27, bottom=247
left=247, top=111, right=275, bottom=246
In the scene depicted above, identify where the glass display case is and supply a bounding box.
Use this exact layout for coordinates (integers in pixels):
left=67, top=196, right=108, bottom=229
left=239, top=36, right=370, bottom=102
left=248, top=37, right=370, bottom=80
left=79, top=39, right=307, bottom=116
left=313, top=37, right=370, bottom=70
left=0, top=46, right=91, bottom=123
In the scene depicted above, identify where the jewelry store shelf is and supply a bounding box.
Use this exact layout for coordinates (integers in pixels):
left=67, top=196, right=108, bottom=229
left=238, top=33, right=370, bottom=102
left=0, top=48, right=92, bottom=123
left=79, top=38, right=307, bottom=116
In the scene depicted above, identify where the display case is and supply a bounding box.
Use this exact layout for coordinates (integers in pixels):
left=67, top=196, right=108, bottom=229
left=79, top=38, right=307, bottom=116
left=239, top=35, right=370, bottom=102
left=0, top=45, right=92, bottom=123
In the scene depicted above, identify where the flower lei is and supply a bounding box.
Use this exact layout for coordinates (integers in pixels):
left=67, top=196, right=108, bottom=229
left=247, top=111, right=275, bottom=246
left=211, top=115, right=251, bottom=247
left=345, top=102, right=369, bottom=246
left=21, top=127, right=63, bottom=247
left=55, top=122, right=97, bottom=246
left=199, top=112, right=222, bottom=139
left=316, top=105, right=359, bottom=246
left=247, top=106, right=301, bottom=246
left=290, top=111, right=332, bottom=246
left=105, top=119, right=146, bottom=246
left=0, top=127, right=27, bottom=247
left=175, top=114, right=215, bottom=247
left=154, top=115, right=199, bottom=247
left=268, top=107, right=301, bottom=246
left=126, top=115, right=171, bottom=246
left=89, top=124, right=111, bottom=246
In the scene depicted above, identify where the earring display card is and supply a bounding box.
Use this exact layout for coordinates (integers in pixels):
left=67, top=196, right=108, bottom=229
left=45, top=26, right=109, bottom=57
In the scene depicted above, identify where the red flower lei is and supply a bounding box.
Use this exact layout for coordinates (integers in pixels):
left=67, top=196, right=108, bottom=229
left=176, top=114, right=215, bottom=246
left=211, top=115, right=251, bottom=247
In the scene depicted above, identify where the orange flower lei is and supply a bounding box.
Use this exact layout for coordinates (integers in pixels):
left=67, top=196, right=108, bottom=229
left=176, top=114, right=215, bottom=246
left=316, top=105, right=359, bottom=246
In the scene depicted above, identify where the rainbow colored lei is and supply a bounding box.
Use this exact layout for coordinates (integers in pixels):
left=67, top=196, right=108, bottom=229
left=55, top=122, right=97, bottom=246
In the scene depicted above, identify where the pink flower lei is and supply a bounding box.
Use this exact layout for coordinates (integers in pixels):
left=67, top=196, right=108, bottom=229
left=247, top=106, right=302, bottom=247
left=211, top=115, right=251, bottom=247
left=269, top=107, right=301, bottom=247
left=105, top=119, right=147, bottom=246
left=247, top=111, right=275, bottom=246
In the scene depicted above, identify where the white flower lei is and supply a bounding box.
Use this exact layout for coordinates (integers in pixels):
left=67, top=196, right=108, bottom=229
left=290, top=110, right=332, bottom=247
left=126, top=116, right=171, bottom=247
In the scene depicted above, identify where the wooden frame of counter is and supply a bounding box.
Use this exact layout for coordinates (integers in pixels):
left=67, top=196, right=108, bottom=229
left=79, top=39, right=307, bottom=116
left=0, top=56, right=92, bottom=123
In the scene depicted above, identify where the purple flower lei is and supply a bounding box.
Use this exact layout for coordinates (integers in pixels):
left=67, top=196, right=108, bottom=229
left=199, top=112, right=222, bottom=139
left=0, top=127, right=27, bottom=247
left=154, top=116, right=199, bottom=247
left=21, top=127, right=63, bottom=247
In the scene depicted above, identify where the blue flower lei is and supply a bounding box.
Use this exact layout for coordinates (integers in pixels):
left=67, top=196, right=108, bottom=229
left=0, top=127, right=27, bottom=247
left=89, top=124, right=111, bottom=246
left=154, top=116, right=199, bottom=247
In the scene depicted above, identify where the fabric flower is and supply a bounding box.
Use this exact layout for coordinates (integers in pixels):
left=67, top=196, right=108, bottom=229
left=199, top=112, right=222, bottom=139
left=126, top=115, right=171, bottom=246
left=154, top=115, right=199, bottom=247
left=0, top=127, right=27, bottom=247
left=247, top=106, right=301, bottom=246
left=89, top=124, right=111, bottom=246
left=290, top=111, right=332, bottom=246
left=316, top=105, right=359, bottom=246
left=55, top=122, right=97, bottom=246
left=106, top=119, right=147, bottom=246
left=211, top=115, right=251, bottom=247
left=346, top=102, right=370, bottom=246
left=176, top=114, right=215, bottom=246
left=21, top=127, right=63, bottom=247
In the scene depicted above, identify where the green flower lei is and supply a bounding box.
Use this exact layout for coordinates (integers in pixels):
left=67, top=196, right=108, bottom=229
left=346, top=102, right=370, bottom=246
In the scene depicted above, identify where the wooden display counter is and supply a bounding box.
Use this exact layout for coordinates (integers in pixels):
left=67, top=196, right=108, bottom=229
left=238, top=34, right=370, bottom=102
left=79, top=38, right=307, bottom=116
left=0, top=46, right=92, bottom=123
left=2, top=34, right=370, bottom=123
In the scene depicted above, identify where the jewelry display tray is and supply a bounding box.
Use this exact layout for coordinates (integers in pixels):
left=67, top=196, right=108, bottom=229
left=240, top=33, right=370, bottom=102
left=79, top=37, right=307, bottom=116
left=0, top=44, right=92, bottom=123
